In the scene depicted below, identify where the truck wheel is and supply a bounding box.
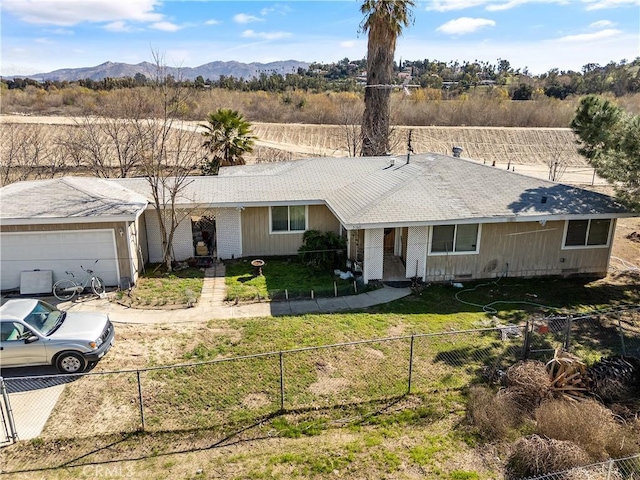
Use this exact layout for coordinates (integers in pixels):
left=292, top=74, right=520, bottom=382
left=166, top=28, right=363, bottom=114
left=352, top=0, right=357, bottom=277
left=55, top=352, right=86, bottom=374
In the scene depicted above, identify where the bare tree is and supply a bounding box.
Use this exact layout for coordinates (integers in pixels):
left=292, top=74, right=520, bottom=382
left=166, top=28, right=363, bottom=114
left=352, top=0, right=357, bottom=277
left=336, top=98, right=364, bottom=157
left=135, top=52, right=203, bottom=272
left=1, top=124, right=29, bottom=186
left=0, top=124, right=63, bottom=185
left=547, top=145, right=570, bottom=182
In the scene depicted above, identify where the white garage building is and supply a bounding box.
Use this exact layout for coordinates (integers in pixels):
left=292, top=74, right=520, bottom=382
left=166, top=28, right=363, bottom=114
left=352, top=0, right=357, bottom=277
left=0, top=177, right=148, bottom=291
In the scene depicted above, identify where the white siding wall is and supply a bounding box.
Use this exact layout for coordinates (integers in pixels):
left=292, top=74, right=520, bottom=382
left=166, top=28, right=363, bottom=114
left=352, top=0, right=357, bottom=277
left=405, top=226, right=427, bottom=280
left=216, top=208, right=242, bottom=260
left=364, top=228, right=384, bottom=283
left=144, top=210, right=194, bottom=263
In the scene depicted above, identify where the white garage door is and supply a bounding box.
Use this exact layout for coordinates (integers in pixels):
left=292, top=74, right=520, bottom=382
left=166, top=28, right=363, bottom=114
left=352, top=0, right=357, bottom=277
left=0, top=229, right=120, bottom=291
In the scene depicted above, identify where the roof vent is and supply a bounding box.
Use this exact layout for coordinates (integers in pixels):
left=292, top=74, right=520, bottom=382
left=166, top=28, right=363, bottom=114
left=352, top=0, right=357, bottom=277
left=452, top=146, right=463, bottom=158
left=541, top=196, right=548, bottom=204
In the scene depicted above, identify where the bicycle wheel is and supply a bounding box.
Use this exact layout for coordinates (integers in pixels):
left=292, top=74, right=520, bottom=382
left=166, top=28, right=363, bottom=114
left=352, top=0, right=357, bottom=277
left=91, top=277, right=106, bottom=296
left=53, top=279, right=77, bottom=301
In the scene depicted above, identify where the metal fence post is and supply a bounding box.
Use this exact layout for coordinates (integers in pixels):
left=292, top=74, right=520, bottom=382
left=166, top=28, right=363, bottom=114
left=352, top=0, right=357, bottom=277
left=617, top=317, right=627, bottom=356
left=279, top=352, right=285, bottom=412
left=522, top=320, right=530, bottom=360
left=0, top=377, right=18, bottom=443
left=606, top=458, right=614, bottom=480
left=407, top=335, right=415, bottom=395
left=136, top=370, right=145, bottom=431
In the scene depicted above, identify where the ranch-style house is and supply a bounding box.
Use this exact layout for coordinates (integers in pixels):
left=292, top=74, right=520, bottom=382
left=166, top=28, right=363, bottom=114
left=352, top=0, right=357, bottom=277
left=0, top=153, right=631, bottom=291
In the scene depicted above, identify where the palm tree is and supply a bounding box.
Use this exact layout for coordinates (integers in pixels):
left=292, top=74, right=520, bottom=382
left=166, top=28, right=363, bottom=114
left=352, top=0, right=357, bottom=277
left=200, top=109, right=256, bottom=175
left=360, top=0, right=414, bottom=156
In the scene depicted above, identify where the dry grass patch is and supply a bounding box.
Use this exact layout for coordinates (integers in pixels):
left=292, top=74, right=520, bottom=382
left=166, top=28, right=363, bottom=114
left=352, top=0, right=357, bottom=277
left=507, top=434, right=590, bottom=478
left=503, top=360, right=553, bottom=410
left=535, top=399, right=640, bottom=461
left=466, top=385, right=525, bottom=441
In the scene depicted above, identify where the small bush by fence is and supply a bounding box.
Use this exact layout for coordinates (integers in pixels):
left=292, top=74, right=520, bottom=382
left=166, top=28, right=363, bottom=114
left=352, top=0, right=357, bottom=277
left=521, top=454, right=640, bottom=480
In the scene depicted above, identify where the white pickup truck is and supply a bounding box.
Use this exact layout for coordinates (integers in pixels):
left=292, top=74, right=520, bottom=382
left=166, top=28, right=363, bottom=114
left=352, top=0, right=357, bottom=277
left=0, top=299, right=114, bottom=373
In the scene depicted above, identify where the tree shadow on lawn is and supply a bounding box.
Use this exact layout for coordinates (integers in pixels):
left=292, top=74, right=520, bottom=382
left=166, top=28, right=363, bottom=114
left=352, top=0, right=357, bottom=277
left=371, top=276, right=640, bottom=318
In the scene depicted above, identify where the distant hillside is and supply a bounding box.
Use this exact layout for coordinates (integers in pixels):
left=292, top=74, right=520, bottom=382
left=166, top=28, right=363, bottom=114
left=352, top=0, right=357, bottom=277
left=20, top=60, right=309, bottom=82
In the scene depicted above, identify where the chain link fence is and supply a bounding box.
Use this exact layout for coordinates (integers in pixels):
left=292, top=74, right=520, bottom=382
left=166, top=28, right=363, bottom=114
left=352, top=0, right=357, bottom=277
left=522, top=454, right=640, bottom=479
left=2, top=310, right=639, bottom=476
left=525, top=305, right=640, bottom=361
left=1, top=325, right=524, bottom=445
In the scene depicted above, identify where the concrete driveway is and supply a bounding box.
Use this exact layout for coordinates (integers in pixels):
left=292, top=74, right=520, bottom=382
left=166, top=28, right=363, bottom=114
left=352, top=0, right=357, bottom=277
left=1, top=365, right=78, bottom=442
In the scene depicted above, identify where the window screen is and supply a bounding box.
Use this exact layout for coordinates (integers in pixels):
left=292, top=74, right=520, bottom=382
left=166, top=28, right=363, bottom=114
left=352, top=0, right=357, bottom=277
left=431, top=225, right=455, bottom=253
left=289, top=206, right=306, bottom=231
left=565, top=220, right=589, bottom=246
left=587, top=219, right=611, bottom=245
left=455, top=224, right=479, bottom=252
left=271, top=206, right=289, bottom=232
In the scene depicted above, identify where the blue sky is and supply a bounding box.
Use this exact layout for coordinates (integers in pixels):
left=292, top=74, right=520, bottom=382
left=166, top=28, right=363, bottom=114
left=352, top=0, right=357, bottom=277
left=1, top=0, right=639, bottom=77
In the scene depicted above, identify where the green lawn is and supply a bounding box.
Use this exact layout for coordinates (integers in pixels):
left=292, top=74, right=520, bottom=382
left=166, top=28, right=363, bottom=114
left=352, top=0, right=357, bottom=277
left=10, top=275, right=639, bottom=479
left=224, top=257, right=361, bottom=301
left=124, top=264, right=205, bottom=307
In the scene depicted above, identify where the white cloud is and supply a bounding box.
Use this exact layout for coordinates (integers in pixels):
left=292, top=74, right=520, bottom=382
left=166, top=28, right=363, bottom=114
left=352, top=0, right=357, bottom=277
left=260, top=4, right=292, bottom=16
left=436, top=17, right=496, bottom=35
left=589, top=20, right=615, bottom=28
left=205, top=19, right=221, bottom=25
left=104, top=21, right=133, bottom=32
left=486, top=0, right=529, bottom=11
left=583, top=0, right=640, bottom=9
left=556, top=28, right=622, bottom=42
left=34, top=38, right=54, bottom=44
left=48, top=28, right=74, bottom=35
left=150, top=21, right=182, bottom=32
left=241, top=30, right=291, bottom=40
left=427, top=0, right=637, bottom=11
left=1, top=0, right=164, bottom=26
left=340, top=40, right=357, bottom=48
left=427, top=0, right=493, bottom=11
left=233, top=13, right=262, bottom=24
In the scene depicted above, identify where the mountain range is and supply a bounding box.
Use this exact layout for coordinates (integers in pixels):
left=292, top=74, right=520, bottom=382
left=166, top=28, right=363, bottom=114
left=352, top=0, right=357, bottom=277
left=15, top=60, right=310, bottom=82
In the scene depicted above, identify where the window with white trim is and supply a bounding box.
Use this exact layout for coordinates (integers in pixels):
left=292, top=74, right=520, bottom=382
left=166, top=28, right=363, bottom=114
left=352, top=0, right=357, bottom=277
left=271, top=206, right=307, bottom=233
left=430, top=224, right=480, bottom=254
left=564, top=219, right=611, bottom=247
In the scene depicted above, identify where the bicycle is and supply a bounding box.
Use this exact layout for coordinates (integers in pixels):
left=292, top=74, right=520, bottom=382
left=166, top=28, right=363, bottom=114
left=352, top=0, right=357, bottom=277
left=53, top=260, right=106, bottom=301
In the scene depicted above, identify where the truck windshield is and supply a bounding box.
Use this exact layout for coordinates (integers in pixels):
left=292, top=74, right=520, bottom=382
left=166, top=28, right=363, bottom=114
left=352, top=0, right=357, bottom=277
left=23, top=301, right=65, bottom=336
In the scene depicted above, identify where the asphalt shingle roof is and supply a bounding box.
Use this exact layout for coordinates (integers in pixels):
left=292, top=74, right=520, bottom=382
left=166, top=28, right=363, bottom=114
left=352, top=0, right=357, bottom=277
left=0, top=177, right=148, bottom=222
left=189, top=154, right=627, bottom=226
left=1, top=154, right=629, bottom=227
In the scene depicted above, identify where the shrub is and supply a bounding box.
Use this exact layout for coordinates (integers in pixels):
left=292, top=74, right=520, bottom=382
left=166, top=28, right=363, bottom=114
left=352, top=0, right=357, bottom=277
left=466, top=385, right=524, bottom=441
left=535, top=399, right=640, bottom=461
left=298, top=230, right=346, bottom=271
left=506, top=435, right=590, bottom=478
left=503, top=360, right=552, bottom=411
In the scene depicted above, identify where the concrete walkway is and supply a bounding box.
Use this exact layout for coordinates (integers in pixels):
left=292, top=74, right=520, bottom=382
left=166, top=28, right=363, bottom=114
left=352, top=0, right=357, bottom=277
left=65, top=261, right=412, bottom=324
